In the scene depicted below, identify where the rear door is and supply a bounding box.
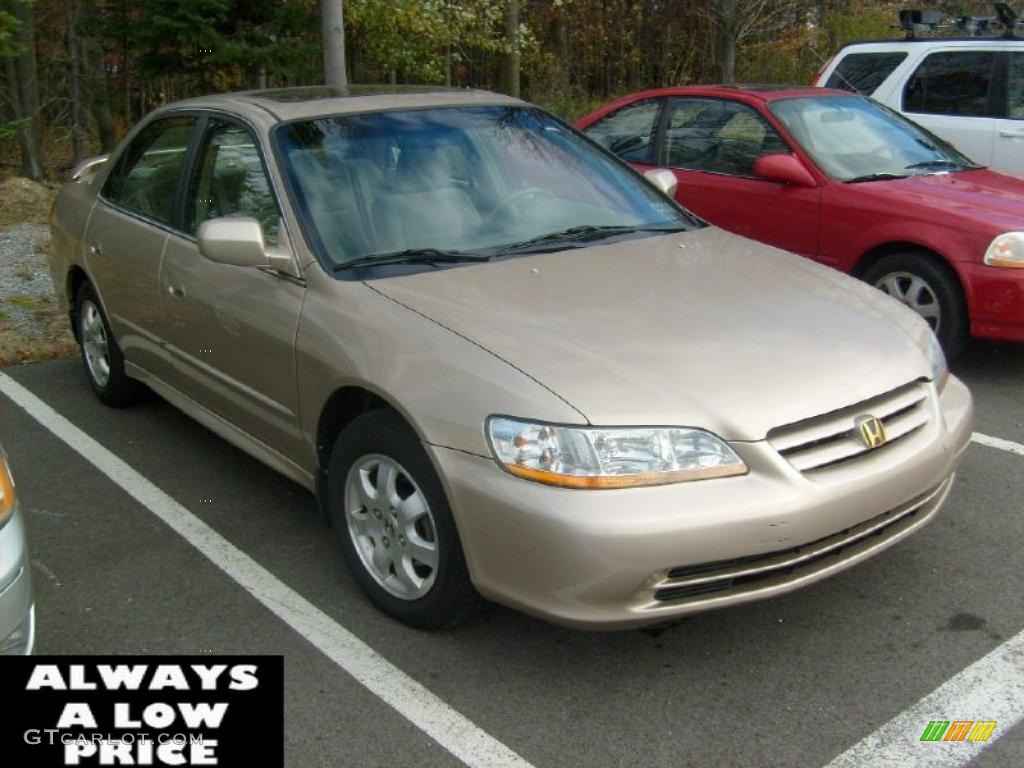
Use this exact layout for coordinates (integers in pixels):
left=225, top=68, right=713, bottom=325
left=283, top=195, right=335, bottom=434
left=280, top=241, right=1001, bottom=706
left=85, top=114, right=199, bottom=378
left=901, top=49, right=999, bottom=166
left=659, top=97, right=820, bottom=257
left=581, top=97, right=663, bottom=173
left=992, top=50, right=1024, bottom=176
left=157, top=115, right=307, bottom=461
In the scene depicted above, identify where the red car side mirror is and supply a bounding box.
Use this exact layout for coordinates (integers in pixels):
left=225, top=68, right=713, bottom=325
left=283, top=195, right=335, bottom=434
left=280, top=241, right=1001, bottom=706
left=753, top=153, right=817, bottom=188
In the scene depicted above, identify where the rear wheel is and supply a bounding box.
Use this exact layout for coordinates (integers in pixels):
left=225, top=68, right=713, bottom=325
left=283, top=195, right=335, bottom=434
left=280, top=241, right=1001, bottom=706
left=76, top=282, right=143, bottom=406
left=326, top=409, right=481, bottom=629
left=862, top=252, right=967, bottom=359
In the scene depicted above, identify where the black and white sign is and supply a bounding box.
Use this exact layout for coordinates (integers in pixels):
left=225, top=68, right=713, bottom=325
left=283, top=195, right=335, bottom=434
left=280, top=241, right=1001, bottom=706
left=1, top=656, right=283, bottom=767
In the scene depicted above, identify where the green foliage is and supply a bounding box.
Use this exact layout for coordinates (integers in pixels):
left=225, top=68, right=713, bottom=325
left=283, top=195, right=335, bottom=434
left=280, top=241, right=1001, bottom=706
left=0, top=0, right=29, bottom=59
left=347, top=0, right=508, bottom=83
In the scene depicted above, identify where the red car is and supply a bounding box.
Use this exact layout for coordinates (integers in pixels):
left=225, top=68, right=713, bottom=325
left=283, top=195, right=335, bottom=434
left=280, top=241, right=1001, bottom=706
left=576, top=86, right=1024, bottom=355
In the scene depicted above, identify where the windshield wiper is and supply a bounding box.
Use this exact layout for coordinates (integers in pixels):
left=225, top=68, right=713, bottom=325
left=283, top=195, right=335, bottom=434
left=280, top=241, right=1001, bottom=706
left=844, top=172, right=910, bottom=184
left=497, top=224, right=688, bottom=254
left=904, top=159, right=974, bottom=172
left=334, top=248, right=492, bottom=271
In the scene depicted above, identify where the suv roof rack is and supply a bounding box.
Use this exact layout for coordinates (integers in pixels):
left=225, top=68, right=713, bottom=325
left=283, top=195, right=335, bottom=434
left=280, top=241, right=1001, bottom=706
left=897, top=3, right=1023, bottom=39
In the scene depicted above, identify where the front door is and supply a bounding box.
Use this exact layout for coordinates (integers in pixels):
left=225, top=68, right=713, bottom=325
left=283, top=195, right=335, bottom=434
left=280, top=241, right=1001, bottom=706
left=158, top=116, right=307, bottom=461
left=660, top=97, right=820, bottom=258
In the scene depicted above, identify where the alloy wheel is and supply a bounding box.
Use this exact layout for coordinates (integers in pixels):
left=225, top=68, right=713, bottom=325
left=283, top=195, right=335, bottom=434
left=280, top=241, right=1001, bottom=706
left=80, top=300, right=111, bottom=388
left=875, top=271, right=941, bottom=332
left=344, top=454, right=439, bottom=600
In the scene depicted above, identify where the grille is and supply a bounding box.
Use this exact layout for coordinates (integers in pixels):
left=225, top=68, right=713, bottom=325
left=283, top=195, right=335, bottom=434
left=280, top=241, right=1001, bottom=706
left=768, top=381, right=930, bottom=474
left=653, top=479, right=948, bottom=604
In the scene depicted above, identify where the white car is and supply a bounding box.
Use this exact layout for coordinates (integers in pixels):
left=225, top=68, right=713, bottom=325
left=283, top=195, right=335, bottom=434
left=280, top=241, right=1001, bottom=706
left=814, top=37, right=1024, bottom=176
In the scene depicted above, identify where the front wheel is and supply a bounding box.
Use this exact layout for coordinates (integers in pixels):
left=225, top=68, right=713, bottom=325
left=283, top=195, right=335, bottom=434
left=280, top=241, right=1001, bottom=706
left=862, top=252, right=967, bottom=359
left=326, top=409, right=481, bottom=629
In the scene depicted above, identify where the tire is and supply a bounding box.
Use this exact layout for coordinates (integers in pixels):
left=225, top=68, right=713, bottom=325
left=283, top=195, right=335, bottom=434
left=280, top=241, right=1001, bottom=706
left=326, top=408, right=481, bottom=630
left=861, top=252, right=968, bottom=360
left=75, top=282, right=143, bottom=407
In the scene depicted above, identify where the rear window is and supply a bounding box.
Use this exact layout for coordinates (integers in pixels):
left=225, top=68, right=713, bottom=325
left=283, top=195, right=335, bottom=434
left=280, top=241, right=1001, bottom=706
left=903, top=51, right=997, bottom=117
left=825, top=52, right=907, bottom=94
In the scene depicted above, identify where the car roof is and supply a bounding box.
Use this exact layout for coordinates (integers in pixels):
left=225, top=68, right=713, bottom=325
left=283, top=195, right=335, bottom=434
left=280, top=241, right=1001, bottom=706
left=604, top=84, right=852, bottom=105
left=155, top=85, right=525, bottom=124
left=836, top=37, right=1024, bottom=49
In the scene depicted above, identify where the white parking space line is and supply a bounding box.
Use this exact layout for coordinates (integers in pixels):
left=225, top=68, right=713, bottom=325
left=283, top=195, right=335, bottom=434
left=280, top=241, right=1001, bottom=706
left=0, top=372, right=533, bottom=768
left=824, top=628, right=1024, bottom=768
left=972, top=432, right=1024, bottom=458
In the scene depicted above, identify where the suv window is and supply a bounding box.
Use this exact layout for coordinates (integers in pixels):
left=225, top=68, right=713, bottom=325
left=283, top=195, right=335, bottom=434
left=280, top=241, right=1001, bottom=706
left=826, top=52, right=908, bottom=94
left=664, top=98, right=789, bottom=177
left=104, top=116, right=197, bottom=224
left=583, top=99, right=661, bottom=164
left=903, top=51, right=997, bottom=117
left=1009, top=53, right=1024, bottom=119
left=188, top=119, right=280, bottom=245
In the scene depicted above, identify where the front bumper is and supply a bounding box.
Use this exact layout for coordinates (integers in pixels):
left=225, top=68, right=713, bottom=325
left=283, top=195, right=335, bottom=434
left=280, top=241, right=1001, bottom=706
left=433, top=376, right=973, bottom=629
left=0, top=504, right=35, bottom=654
left=961, top=262, right=1024, bottom=341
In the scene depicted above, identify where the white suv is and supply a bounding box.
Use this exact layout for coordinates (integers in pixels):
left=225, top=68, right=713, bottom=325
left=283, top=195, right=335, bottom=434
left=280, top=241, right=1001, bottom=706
left=814, top=38, right=1024, bottom=176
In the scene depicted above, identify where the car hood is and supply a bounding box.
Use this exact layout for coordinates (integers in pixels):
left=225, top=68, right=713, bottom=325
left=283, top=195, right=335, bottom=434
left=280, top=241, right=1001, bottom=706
left=856, top=169, right=1024, bottom=231
left=369, top=227, right=934, bottom=441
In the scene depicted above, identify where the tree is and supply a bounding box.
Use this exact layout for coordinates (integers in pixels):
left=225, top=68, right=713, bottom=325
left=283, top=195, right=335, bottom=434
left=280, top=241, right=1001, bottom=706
left=321, top=0, right=346, bottom=85
left=1, top=0, right=43, bottom=179
left=499, top=0, right=518, bottom=96
left=703, top=0, right=798, bottom=83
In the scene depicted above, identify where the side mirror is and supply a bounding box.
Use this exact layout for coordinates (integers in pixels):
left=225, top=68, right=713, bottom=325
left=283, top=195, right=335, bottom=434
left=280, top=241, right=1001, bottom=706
left=753, top=153, right=817, bottom=188
left=71, top=154, right=109, bottom=184
left=197, top=217, right=295, bottom=274
left=643, top=168, right=679, bottom=199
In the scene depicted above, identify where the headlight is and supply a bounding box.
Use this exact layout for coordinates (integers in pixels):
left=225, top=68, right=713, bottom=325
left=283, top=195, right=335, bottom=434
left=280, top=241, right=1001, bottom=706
left=927, top=333, right=948, bottom=391
left=0, top=451, right=15, bottom=528
left=487, top=417, right=747, bottom=489
left=984, top=232, right=1024, bottom=269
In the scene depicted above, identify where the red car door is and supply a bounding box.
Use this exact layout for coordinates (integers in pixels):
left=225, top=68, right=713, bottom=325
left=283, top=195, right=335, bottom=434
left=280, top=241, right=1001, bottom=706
left=659, top=97, right=821, bottom=258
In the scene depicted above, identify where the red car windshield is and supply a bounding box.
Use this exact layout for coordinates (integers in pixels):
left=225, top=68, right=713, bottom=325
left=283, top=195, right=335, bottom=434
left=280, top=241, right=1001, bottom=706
left=769, top=95, right=978, bottom=182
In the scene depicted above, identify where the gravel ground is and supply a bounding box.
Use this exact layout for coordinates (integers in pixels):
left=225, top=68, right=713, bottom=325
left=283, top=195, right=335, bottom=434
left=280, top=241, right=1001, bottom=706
left=0, top=223, right=55, bottom=333
left=0, top=222, right=76, bottom=366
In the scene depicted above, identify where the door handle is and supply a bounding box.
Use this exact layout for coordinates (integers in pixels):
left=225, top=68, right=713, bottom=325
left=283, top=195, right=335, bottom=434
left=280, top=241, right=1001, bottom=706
left=999, top=130, right=1024, bottom=138
left=167, top=285, right=186, bottom=299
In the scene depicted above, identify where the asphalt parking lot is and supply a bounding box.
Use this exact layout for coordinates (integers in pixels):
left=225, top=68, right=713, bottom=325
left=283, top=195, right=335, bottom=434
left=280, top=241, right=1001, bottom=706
left=2, top=347, right=1023, bottom=768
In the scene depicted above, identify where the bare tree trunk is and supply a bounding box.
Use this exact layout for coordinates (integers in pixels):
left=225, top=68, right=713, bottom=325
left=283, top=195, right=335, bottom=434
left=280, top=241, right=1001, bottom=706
left=66, top=0, right=87, bottom=161
left=4, top=57, right=44, bottom=180
left=321, top=0, right=348, bottom=86
left=716, top=25, right=737, bottom=83
left=500, top=0, right=520, bottom=97
left=13, top=0, right=42, bottom=169
left=84, top=37, right=116, bottom=151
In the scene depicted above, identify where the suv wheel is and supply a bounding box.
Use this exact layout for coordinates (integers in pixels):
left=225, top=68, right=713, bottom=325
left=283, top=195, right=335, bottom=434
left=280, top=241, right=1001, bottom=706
left=862, top=252, right=967, bottom=359
left=326, top=409, right=481, bottom=629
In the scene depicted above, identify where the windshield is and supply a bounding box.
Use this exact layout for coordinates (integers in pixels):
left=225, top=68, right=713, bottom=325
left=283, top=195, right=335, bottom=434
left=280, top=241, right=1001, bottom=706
left=768, top=95, right=978, bottom=182
left=276, top=106, right=695, bottom=268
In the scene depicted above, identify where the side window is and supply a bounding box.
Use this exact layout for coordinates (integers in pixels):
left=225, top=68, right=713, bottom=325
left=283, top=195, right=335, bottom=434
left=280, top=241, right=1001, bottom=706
left=583, top=99, right=661, bottom=164
left=1009, top=53, right=1024, bottom=120
left=104, top=116, right=197, bottom=224
left=188, top=120, right=280, bottom=245
left=825, top=52, right=908, bottom=94
left=664, top=98, right=789, bottom=177
left=903, top=51, right=996, bottom=117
